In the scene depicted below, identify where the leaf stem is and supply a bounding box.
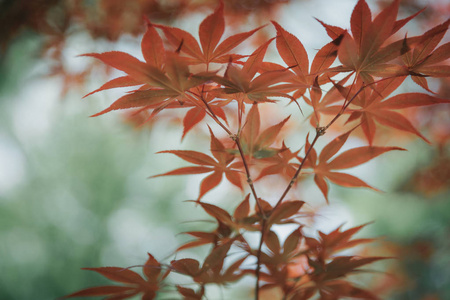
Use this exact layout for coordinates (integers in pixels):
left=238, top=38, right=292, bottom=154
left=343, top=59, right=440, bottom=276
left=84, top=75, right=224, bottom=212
left=325, top=82, right=366, bottom=130
left=231, top=134, right=265, bottom=218
left=185, top=91, right=232, bottom=136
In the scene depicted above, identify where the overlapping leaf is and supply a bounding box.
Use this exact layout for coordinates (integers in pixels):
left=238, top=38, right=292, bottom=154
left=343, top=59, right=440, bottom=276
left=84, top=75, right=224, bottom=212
left=83, top=23, right=216, bottom=118
left=256, top=143, right=301, bottom=181
left=272, top=21, right=342, bottom=97
left=178, top=195, right=256, bottom=251
left=325, top=0, right=422, bottom=83
left=152, top=128, right=242, bottom=201
left=211, top=39, right=298, bottom=106
left=295, top=224, right=385, bottom=300
left=335, top=77, right=450, bottom=144
left=237, top=104, right=291, bottom=159
left=303, top=130, right=404, bottom=202
left=155, top=1, right=262, bottom=65
left=402, top=19, right=450, bottom=92
left=62, top=253, right=166, bottom=300
left=171, top=240, right=247, bottom=285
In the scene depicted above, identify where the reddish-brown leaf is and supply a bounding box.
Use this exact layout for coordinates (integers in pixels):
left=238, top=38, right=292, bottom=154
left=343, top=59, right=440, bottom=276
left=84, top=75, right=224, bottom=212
left=153, top=130, right=241, bottom=201
left=272, top=21, right=309, bottom=81
left=233, top=194, right=250, bottom=220
left=82, top=52, right=168, bottom=87
left=307, top=129, right=404, bottom=200
left=267, top=200, right=304, bottom=227
left=143, top=253, right=162, bottom=281
left=171, top=258, right=201, bottom=277
left=343, top=80, right=450, bottom=144
left=199, top=1, right=224, bottom=62
left=62, top=286, right=137, bottom=299
left=326, top=146, right=405, bottom=170
left=333, top=0, right=419, bottom=82
left=156, top=2, right=261, bottom=65
left=283, top=227, right=303, bottom=255
left=83, top=76, right=142, bottom=98
left=141, top=22, right=165, bottom=69
left=82, top=267, right=145, bottom=284
left=63, top=254, right=164, bottom=299
left=198, top=202, right=233, bottom=225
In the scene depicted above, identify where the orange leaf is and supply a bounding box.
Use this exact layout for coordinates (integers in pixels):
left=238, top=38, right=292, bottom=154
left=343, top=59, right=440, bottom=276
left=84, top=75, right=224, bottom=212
left=83, top=76, right=142, bottom=98
left=141, top=22, right=165, bottom=69
left=233, top=194, right=250, bottom=220
left=272, top=21, right=309, bottom=81
left=62, top=286, right=137, bottom=298
left=267, top=200, right=304, bottom=226
left=82, top=267, right=145, bottom=284
left=199, top=1, right=224, bottom=61
left=198, top=202, right=233, bottom=225
left=326, top=146, right=405, bottom=170
left=198, top=171, right=223, bottom=201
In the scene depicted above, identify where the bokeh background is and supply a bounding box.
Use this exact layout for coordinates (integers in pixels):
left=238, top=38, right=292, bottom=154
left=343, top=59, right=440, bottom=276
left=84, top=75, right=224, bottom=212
left=0, top=0, right=449, bottom=299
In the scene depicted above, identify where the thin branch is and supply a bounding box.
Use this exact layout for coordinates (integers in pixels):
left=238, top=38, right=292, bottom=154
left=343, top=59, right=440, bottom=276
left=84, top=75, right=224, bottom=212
left=185, top=91, right=232, bottom=136
left=273, top=128, right=322, bottom=210
left=232, top=134, right=265, bottom=218
left=254, top=218, right=267, bottom=300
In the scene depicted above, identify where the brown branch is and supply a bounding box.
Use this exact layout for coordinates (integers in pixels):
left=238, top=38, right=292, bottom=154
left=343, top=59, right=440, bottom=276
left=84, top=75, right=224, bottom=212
left=273, top=128, right=322, bottom=210
left=254, top=218, right=267, bottom=300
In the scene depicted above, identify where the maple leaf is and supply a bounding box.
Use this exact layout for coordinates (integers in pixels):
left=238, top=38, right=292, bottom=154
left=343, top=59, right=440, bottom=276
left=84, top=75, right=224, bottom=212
left=178, top=195, right=261, bottom=251
left=62, top=253, right=166, bottom=300
left=82, top=22, right=217, bottom=118
left=235, top=104, right=291, bottom=160
left=316, top=280, right=379, bottom=300
left=331, top=77, right=450, bottom=144
left=402, top=19, right=450, bottom=92
left=86, top=51, right=213, bottom=117
left=176, top=286, right=205, bottom=300
left=295, top=224, right=386, bottom=300
left=255, top=228, right=304, bottom=291
left=262, top=227, right=304, bottom=266
left=82, top=21, right=165, bottom=99
left=210, top=39, right=299, bottom=109
left=171, top=240, right=247, bottom=285
left=152, top=128, right=242, bottom=201
left=303, top=130, right=405, bottom=202
left=328, top=0, right=423, bottom=83
left=272, top=21, right=342, bottom=97
left=305, top=224, right=375, bottom=261
left=154, top=1, right=262, bottom=65
left=256, top=142, right=301, bottom=181
left=266, top=200, right=305, bottom=228
left=180, top=86, right=228, bottom=140
left=305, top=255, right=385, bottom=300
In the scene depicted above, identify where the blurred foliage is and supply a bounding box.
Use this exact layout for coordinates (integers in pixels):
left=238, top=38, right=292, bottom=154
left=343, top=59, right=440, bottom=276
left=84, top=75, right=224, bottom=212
left=0, top=35, right=191, bottom=299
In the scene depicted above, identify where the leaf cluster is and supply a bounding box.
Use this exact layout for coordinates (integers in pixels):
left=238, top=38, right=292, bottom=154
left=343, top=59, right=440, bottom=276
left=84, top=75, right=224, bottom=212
left=65, top=0, right=449, bottom=299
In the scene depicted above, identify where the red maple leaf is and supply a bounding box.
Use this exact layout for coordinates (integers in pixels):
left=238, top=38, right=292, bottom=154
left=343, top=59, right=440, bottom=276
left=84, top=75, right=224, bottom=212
left=62, top=253, right=166, bottom=300
left=272, top=20, right=342, bottom=97
left=210, top=39, right=297, bottom=108
left=154, top=1, right=262, bottom=65
left=303, top=130, right=405, bottom=202
left=402, top=19, right=450, bottom=92
left=152, top=128, right=243, bottom=201
left=327, top=0, right=423, bottom=83
left=335, top=77, right=450, bottom=144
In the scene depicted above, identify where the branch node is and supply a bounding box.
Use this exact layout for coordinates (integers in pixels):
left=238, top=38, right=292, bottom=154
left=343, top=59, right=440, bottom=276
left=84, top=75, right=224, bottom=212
left=316, top=126, right=326, bottom=136
left=229, top=134, right=238, bottom=141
